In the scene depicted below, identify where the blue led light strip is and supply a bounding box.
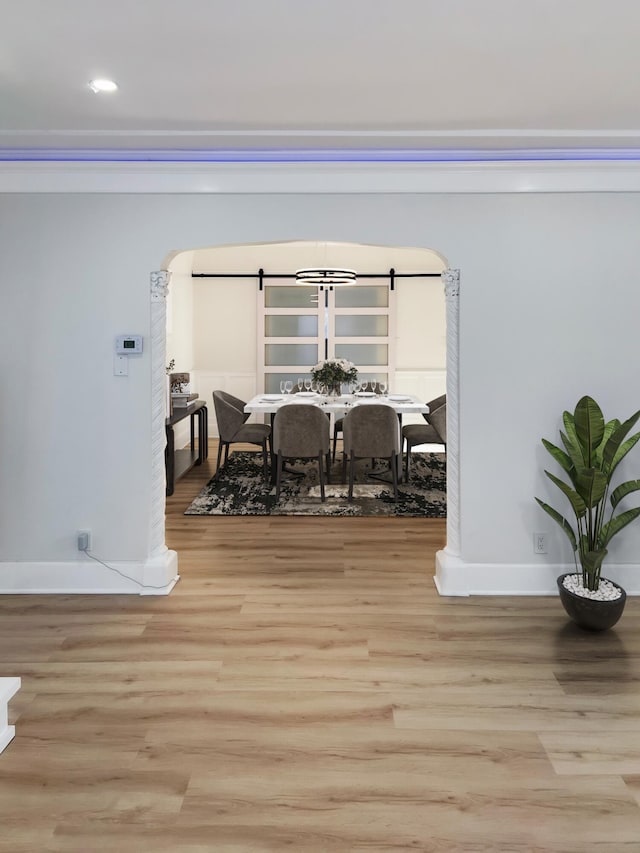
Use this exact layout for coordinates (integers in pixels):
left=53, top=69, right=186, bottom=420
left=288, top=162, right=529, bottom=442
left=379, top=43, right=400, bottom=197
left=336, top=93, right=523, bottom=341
left=2, top=147, right=640, bottom=163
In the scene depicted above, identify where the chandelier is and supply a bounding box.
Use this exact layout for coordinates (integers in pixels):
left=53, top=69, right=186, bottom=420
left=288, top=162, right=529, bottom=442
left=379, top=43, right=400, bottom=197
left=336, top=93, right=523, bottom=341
left=295, top=267, right=357, bottom=286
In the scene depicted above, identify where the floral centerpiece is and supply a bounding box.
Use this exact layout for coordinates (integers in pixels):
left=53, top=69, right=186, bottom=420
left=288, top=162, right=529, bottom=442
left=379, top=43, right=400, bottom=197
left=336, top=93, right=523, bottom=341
left=311, top=358, right=358, bottom=395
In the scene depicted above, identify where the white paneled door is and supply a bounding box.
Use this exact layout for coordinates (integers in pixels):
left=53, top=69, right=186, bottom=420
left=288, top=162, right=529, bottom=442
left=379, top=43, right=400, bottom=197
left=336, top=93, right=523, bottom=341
left=259, top=280, right=395, bottom=392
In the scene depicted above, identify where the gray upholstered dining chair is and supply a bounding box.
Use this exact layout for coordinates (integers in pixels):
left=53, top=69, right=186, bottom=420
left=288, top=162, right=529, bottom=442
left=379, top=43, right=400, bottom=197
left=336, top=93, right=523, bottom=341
left=212, top=390, right=271, bottom=480
left=342, top=404, right=401, bottom=502
left=332, top=414, right=345, bottom=464
left=272, top=404, right=331, bottom=502
left=402, top=394, right=447, bottom=482
left=332, top=381, right=381, bottom=462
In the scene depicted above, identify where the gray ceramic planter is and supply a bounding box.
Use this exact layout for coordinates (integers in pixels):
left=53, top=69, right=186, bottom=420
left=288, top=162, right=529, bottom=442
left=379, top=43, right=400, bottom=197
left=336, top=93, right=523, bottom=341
left=557, top=574, right=626, bottom=631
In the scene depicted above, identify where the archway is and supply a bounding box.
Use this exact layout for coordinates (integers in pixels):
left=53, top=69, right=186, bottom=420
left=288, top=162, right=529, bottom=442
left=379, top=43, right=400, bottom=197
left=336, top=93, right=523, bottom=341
left=148, top=243, right=460, bottom=585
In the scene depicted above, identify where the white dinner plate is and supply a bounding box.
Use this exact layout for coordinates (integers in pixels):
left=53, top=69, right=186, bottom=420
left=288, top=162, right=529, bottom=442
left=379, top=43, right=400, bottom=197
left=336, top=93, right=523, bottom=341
left=296, top=391, right=318, bottom=397
left=388, top=395, right=412, bottom=402
left=354, top=391, right=376, bottom=397
left=261, top=395, right=284, bottom=401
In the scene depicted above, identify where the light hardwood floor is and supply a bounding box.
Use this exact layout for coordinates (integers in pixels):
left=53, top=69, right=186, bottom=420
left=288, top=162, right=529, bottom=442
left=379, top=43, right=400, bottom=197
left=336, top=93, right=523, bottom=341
left=1, top=441, right=640, bottom=851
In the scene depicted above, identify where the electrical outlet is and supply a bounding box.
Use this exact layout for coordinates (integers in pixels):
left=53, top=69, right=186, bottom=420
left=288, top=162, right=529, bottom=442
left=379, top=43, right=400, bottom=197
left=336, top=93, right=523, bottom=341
left=534, top=532, right=547, bottom=554
left=77, top=529, right=92, bottom=552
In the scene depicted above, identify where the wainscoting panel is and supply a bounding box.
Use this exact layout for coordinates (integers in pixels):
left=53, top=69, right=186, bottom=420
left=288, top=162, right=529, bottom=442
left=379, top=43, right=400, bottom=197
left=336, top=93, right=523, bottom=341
left=395, top=369, right=446, bottom=426
left=189, top=371, right=258, bottom=440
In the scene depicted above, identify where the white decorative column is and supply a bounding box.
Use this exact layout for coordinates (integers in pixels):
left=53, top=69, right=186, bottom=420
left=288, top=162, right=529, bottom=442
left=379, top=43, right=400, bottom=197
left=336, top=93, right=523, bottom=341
left=434, top=269, right=462, bottom=594
left=143, top=270, right=179, bottom=594
left=434, top=270, right=475, bottom=595
left=0, top=677, right=20, bottom=753
left=149, top=270, right=170, bottom=557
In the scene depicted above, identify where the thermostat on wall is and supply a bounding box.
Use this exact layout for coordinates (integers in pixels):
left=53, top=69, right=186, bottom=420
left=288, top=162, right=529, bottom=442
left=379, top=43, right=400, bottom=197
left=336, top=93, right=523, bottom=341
left=115, top=335, right=143, bottom=354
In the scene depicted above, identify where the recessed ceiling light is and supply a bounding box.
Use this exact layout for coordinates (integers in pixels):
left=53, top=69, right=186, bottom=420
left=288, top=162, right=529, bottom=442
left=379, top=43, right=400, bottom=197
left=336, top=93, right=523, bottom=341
left=88, top=78, right=118, bottom=93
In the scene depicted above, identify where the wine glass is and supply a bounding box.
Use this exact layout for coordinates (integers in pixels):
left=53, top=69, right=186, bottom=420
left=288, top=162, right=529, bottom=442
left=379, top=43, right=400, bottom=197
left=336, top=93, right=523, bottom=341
left=279, top=380, right=286, bottom=395
left=297, top=378, right=304, bottom=393
left=360, top=380, right=369, bottom=394
left=304, top=377, right=312, bottom=392
left=379, top=380, right=387, bottom=396
left=284, top=380, right=293, bottom=395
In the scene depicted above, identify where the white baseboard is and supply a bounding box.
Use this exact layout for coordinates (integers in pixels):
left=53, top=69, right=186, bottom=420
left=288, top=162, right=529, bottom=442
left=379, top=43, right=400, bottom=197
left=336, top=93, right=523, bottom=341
left=0, top=726, right=15, bottom=754
left=139, top=550, right=180, bottom=596
left=0, top=677, right=20, bottom=754
left=0, top=549, right=179, bottom=595
left=435, top=550, right=640, bottom=596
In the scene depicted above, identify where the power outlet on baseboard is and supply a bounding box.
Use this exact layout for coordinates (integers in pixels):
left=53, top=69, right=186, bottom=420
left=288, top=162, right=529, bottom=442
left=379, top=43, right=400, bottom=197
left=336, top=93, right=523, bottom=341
left=77, top=529, right=92, bottom=552
left=533, top=532, right=547, bottom=554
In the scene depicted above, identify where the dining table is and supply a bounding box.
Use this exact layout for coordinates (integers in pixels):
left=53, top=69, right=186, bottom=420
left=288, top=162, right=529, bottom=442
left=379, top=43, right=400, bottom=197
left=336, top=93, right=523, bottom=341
left=245, top=390, right=429, bottom=415
left=244, top=392, right=430, bottom=483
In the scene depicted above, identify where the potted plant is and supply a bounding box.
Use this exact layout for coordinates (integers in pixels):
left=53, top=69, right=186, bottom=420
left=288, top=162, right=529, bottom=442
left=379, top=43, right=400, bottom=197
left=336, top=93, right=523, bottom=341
left=310, top=358, right=358, bottom=396
left=535, top=395, right=640, bottom=630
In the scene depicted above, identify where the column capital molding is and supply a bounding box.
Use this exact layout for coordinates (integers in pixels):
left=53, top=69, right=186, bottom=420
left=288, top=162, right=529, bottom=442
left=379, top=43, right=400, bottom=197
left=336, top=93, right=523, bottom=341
left=442, top=268, right=460, bottom=298
left=150, top=270, right=170, bottom=301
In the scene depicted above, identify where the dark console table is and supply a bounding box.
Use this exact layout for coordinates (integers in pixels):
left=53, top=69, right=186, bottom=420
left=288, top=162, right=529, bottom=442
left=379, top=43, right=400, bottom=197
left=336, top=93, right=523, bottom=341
left=165, top=400, right=208, bottom=496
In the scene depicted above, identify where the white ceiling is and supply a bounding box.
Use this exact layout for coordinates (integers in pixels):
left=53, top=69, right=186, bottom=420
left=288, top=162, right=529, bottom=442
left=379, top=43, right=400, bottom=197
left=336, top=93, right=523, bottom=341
left=2, top=0, right=640, bottom=159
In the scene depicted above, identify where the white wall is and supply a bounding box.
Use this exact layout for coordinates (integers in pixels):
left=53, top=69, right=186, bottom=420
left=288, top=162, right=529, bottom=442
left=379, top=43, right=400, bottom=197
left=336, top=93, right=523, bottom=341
left=192, top=277, right=257, bottom=374
left=191, top=276, right=258, bottom=431
left=1, top=189, right=640, bottom=592
left=396, top=278, right=446, bottom=369
left=166, top=250, right=194, bottom=375
left=395, top=277, right=446, bottom=409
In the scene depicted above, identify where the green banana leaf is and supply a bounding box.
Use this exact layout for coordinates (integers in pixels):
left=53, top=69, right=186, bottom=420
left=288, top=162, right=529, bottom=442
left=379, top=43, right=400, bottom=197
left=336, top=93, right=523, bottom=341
left=608, top=431, right=640, bottom=478
left=578, top=533, right=590, bottom=555
left=580, top=548, right=608, bottom=590
left=544, top=471, right=587, bottom=517
left=599, top=506, right=640, bottom=547
left=562, top=410, right=583, bottom=452
left=574, top=396, right=605, bottom=465
left=574, top=467, right=608, bottom=508
left=560, top=429, right=584, bottom=472
left=602, top=411, right=640, bottom=471
left=561, top=412, right=586, bottom=468
left=534, top=498, right=577, bottom=551
left=610, top=479, right=640, bottom=510
left=541, top=439, right=573, bottom=476
left=594, top=419, right=620, bottom=467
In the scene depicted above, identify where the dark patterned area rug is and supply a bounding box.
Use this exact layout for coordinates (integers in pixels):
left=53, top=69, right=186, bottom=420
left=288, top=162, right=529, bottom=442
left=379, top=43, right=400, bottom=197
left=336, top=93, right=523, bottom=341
left=184, top=451, right=446, bottom=517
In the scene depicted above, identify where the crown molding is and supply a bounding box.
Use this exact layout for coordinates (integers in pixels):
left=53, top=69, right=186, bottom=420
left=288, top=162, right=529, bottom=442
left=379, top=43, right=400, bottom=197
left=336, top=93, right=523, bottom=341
left=2, top=127, right=640, bottom=150
left=3, top=156, right=640, bottom=194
